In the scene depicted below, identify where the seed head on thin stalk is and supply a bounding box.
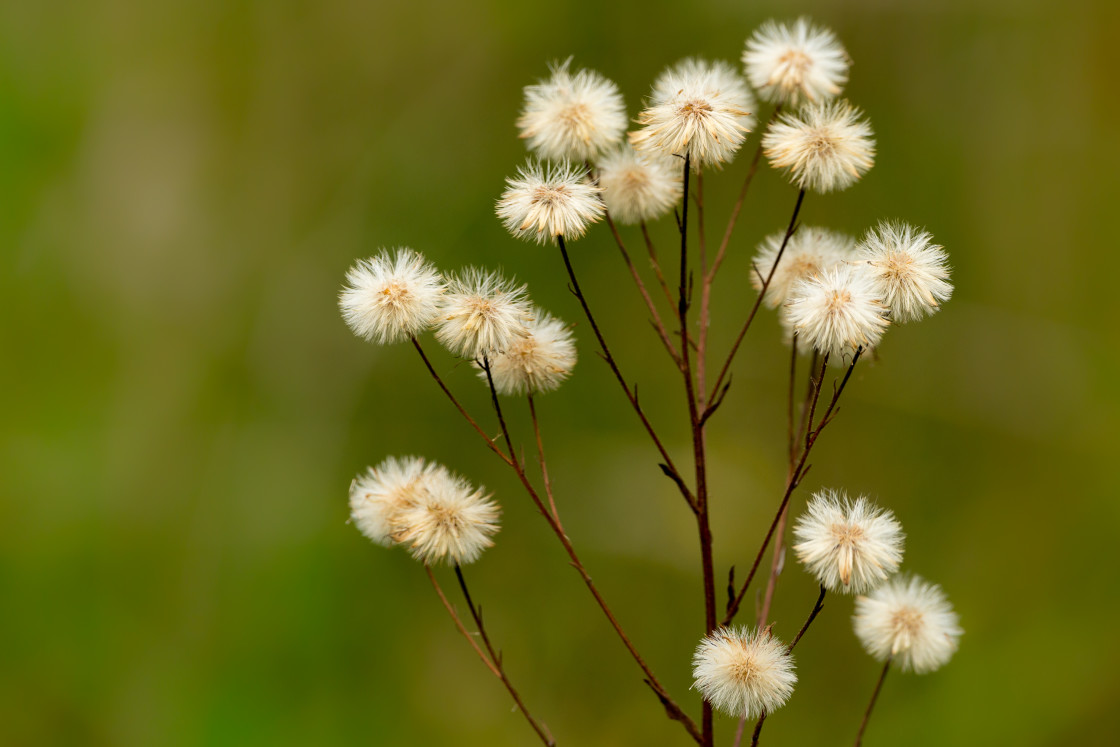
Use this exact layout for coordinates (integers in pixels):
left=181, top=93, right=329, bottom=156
left=784, top=263, right=889, bottom=360
left=435, top=268, right=533, bottom=359
left=630, top=58, right=756, bottom=170
left=743, top=17, right=850, bottom=107
left=339, top=248, right=444, bottom=344
left=853, top=575, right=963, bottom=673
left=692, top=626, right=797, bottom=720
left=517, top=58, right=628, bottom=162
left=596, top=143, right=682, bottom=225
left=751, top=225, right=855, bottom=308
left=762, top=100, right=875, bottom=193
left=393, top=467, right=501, bottom=565
left=497, top=160, right=606, bottom=245
left=349, top=456, right=440, bottom=546
left=476, top=308, right=577, bottom=396
left=792, top=489, right=905, bottom=594
left=856, top=221, right=953, bottom=323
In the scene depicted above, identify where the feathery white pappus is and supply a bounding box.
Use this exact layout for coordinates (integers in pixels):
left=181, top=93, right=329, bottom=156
left=630, top=58, right=756, bottom=170
left=856, top=222, right=953, bottom=323
left=339, top=248, right=444, bottom=344
left=792, top=489, right=905, bottom=594
left=743, top=17, right=850, bottom=107
left=496, top=160, right=605, bottom=245
left=517, top=59, right=628, bottom=162
left=762, top=100, right=875, bottom=193
left=751, top=226, right=855, bottom=308
left=692, top=626, right=797, bottom=719
left=853, top=575, right=963, bottom=673
left=596, top=144, right=683, bottom=225
left=784, top=263, right=889, bottom=360
left=349, top=456, right=439, bottom=547
left=434, top=268, right=532, bottom=359
left=477, top=308, right=577, bottom=396
left=393, top=467, right=501, bottom=565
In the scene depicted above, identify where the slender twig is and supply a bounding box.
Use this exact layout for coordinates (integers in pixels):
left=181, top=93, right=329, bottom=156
left=557, top=235, right=696, bottom=509
left=854, top=659, right=892, bottom=747
left=722, top=349, right=863, bottom=626
left=641, top=220, right=680, bottom=321
left=527, top=393, right=562, bottom=530
left=708, top=107, right=780, bottom=282
left=786, top=585, right=827, bottom=653
left=606, top=212, right=681, bottom=364
left=412, top=337, right=511, bottom=465
left=479, top=355, right=517, bottom=467
left=419, top=341, right=701, bottom=742
left=435, top=565, right=556, bottom=745
left=749, top=713, right=766, bottom=747
left=706, top=189, right=806, bottom=410
left=677, top=152, right=716, bottom=747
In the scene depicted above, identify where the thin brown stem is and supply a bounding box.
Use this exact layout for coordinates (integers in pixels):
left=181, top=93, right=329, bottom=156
left=557, top=235, right=696, bottom=509
left=438, top=565, right=556, bottom=745
left=786, top=585, right=827, bottom=653
left=479, top=355, right=517, bottom=468
left=722, top=348, right=862, bottom=626
left=854, top=659, right=892, bottom=747
left=677, top=155, right=715, bottom=747
left=709, top=107, right=779, bottom=282
left=606, top=212, right=681, bottom=365
left=706, top=189, right=806, bottom=410
left=749, top=713, right=766, bottom=747
left=426, top=565, right=500, bottom=678
left=527, top=393, right=562, bottom=530
left=411, top=337, right=511, bottom=465
left=418, top=338, right=700, bottom=742
left=641, top=221, right=680, bottom=321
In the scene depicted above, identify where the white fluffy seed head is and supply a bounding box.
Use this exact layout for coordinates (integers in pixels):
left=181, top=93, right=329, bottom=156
left=393, top=468, right=501, bottom=565
left=784, top=263, right=889, bottom=360
left=692, top=626, right=797, bottom=719
left=762, top=100, right=875, bottom=193
left=349, top=456, right=440, bottom=546
left=855, top=222, right=953, bottom=323
left=496, top=160, right=606, bottom=245
left=596, top=144, right=683, bottom=225
left=339, top=249, right=445, bottom=344
left=630, top=58, right=756, bottom=170
left=517, top=59, right=628, bottom=162
left=793, top=489, right=905, bottom=594
left=752, top=226, right=855, bottom=308
left=853, top=575, right=963, bottom=673
left=434, top=269, right=532, bottom=359
left=743, top=17, right=850, bottom=107
left=477, top=308, right=577, bottom=396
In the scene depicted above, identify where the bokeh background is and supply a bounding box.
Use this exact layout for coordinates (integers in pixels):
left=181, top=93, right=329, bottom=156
left=4, top=0, right=1118, bottom=744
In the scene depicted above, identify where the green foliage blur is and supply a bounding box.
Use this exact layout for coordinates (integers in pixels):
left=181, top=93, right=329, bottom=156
left=4, top=0, right=1118, bottom=745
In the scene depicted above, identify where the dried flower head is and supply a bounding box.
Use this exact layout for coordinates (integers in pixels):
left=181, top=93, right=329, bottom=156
left=497, top=160, right=605, bottom=244
left=630, top=58, right=756, bottom=170
left=784, top=263, right=889, bottom=360
left=394, top=468, right=501, bottom=565
left=339, top=249, right=444, bottom=344
left=793, top=489, right=905, bottom=594
left=517, top=59, right=628, bottom=162
left=478, top=308, right=577, bottom=396
left=751, top=226, right=855, bottom=308
left=435, top=269, right=532, bottom=359
left=743, top=18, right=849, bottom=107
left=853, top=575, right=963, bottom=673
left=856, top=222, right=953, bottom=323
left=762, top=100, right=875, bottom=193
left=349, top=456, right=438, bottom=546
left=692, top=626, right=797, bottom=719
left=596, top=144, right=683, bottom=224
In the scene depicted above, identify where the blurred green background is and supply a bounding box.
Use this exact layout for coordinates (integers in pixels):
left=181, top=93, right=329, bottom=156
left=4, top=0, right=1117, bottom=744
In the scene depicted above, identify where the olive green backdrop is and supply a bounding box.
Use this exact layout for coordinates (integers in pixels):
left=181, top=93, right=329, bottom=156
left=3, top=0, right=1117, bottom=745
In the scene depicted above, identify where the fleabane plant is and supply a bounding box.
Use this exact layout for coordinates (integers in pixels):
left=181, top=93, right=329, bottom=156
left=338, top=16, right=961, bottom=747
